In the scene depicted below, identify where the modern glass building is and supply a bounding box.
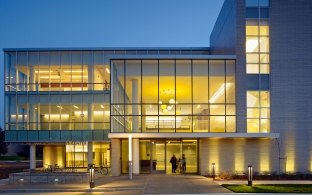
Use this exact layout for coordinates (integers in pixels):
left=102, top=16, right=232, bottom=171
left=4, top=0, right=312, bottom=176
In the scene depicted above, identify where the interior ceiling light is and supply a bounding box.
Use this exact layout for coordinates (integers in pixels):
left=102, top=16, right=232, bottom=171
left=197, top=104, right=201, bottom=109
left=73, top=105, right=79, bottom=109
left=105, top=67, right=110, bottom=74
left=100, top=105, right=105, bottom=109
left=40, top=75, right=60, bottom=79
left=169, top=98, right=175, bottom=104
left=35, top=70, right=53, bottom=73
left=57, top=105, right=63, bottom=109
left=158, top=101, right=162, bottom=104
left=63, top=70, right=84, bottom=73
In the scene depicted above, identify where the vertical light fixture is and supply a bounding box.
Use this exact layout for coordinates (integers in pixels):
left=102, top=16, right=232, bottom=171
left=89, top=164, right=95, bottom=188
left=211, top=163, right=216, bottom=180
left=248, top=165, right=253, bottom=186
left=128, top=134, right=133, bottom=180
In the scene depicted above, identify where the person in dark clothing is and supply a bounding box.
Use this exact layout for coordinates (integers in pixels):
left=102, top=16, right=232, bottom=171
left=181, top=154, right=186, bottom=174
left=170, top=154, right=177, bottom=173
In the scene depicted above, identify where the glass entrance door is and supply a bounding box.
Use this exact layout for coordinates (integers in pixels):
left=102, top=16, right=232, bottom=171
left=151, top=140, right=165, bottom=173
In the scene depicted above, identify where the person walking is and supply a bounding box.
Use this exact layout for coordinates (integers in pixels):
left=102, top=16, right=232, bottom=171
left=170, top=154, right=177, bottom=173
left=181, top=154, right=186, bottom=174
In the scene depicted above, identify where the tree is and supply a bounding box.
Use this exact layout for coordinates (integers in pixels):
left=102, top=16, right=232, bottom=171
left=0, top=127, right=8, bottom=157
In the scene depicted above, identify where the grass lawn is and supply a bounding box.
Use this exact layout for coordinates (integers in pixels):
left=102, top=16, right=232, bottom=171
left=222, top=184, right=312, bottom=193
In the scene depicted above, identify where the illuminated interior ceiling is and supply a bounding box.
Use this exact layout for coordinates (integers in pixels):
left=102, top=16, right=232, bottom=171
left=125, top=76, right=225, bottom=103
left=17, top=65, right=109, bottom=83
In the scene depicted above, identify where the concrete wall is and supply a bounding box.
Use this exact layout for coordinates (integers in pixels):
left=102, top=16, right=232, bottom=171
left=210, top=0, right=237, bottom=54
left=270, top=0, right=312, bottom=173
left=199, top=138, right=278, bottom=175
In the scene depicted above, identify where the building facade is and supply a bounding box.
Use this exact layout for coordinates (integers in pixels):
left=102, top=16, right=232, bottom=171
left=3, top=0, right=312, bottom=176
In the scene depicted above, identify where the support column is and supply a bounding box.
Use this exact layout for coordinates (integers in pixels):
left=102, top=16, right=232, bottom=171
left=16, top=68, right=19, bottom=91
left=37, top=105, right=41, bottom=130
left=30, top=144, right=36, bottom=170
left=29, top=104, right=36, bottom=130
left=88, top=142, right=93, bottom=166
left=133, top=138, right=140, bottom=175
left=132, top=79, right=139, bottom=132
left=29, top=66, right=36, bottom=91
left=111, top=139, right=121, bottom=176
left=88, top=103, right=94, bottom=130
left=88, top=65, right=94, bottom=91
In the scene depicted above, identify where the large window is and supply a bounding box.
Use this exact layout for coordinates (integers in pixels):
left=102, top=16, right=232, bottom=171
left=5, top=51, right=110, bottom=92
left=247, top=91, right=270, bottom=133
left=111, top=59, right=236, bottom=133
left=246, top=20, right=270, bottom=74
left=4, top=51, right=110, bottom=131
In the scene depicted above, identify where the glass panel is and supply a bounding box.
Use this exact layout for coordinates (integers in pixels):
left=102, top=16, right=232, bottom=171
left=210, top=105, right=225, bottom=115
left=246, top=54, right=259, bottom=63
left=144, top=116, right=158, bottom=132
left=142, top=60, right=158, bottom=103
left=260, top=64, right=270, bottom=74
left=125, top=60, right=141, bottom=104
left=121, top=140, right=129, bottom=173
left=226, top=105, right=236, bottom=115
left=247, top=64, right=259, bottom=74
left=139, top=140, right=151, bottom=173
left=112, top=60, right=125, bottom=104
left=166, top=140, right=181, bottom=174
left=182, top=140, right=197, bottom=173
left=247, top=119, right=259, bottom=133
left=159, top=60, right=175, bottom=113
left=193, top=60, right=208, bottom=103
left=210, top=116, right=225, bottom=132
left=209, top=60, right=225, bottom=104
left=246, top=37, right=259, bottom=53
left=176, top=116, right=192, bottom=133
left=159, top=116, right=175, bottom=132
left=176, top=60, right=191, bottom=103
left=247, top=108, right=260, bottom=118
left=152, top=141, right=165, bottom=172
left=260, top=119, right=270, bottom=133
left=226, top=116, right=236, bottom=132
left=259, top=37, right=270, bottom=52
left=193, top=104, right=209, bottom=115
left=260, top=91, right=270, bottom=107
left=226, top=60, right=236, bottom=103
left=246, top=25, right=259, bottom=36
left=247, top=91, right=260, bottom=107
left=193, top=115, right=209, bottom=132
left=260, top=25, right=269, bottom=35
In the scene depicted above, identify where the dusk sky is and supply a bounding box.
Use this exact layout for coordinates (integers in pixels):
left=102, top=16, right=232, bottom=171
left=0, top=0, right=224, bottom=127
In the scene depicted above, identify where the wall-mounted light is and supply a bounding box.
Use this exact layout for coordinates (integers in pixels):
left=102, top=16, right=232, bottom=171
left=105, top=67, right=110, bottom=74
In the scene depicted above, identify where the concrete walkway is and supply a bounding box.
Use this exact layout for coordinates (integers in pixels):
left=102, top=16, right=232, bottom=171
left=0, top=174, right=231, bottom=194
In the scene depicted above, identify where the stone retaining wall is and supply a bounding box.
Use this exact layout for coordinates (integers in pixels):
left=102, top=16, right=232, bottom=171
left=9, top=172, right=89, bottom=184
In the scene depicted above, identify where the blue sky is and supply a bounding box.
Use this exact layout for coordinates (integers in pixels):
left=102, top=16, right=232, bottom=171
left=0, top=0, right=224, bottom=127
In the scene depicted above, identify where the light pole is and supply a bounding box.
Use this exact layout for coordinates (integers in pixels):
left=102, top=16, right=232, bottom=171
left=211, top=163, right=216, bottom=180
left=89, top=164, right=95, bottom=188
left=247, top=165, right=253, bottom=186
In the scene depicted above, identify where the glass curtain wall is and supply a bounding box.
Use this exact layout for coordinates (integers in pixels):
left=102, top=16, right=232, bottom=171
left=111, top=59, right=236, bottom=133
left=5, top=51, right=110, bottom=131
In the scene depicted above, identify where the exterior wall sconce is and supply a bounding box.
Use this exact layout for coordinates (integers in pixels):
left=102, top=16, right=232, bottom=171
left=211, top=163, right=216, bottom=180
left=248, top=165, right=253, bottom=186
left=89, top=164, right=95, bottom=188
